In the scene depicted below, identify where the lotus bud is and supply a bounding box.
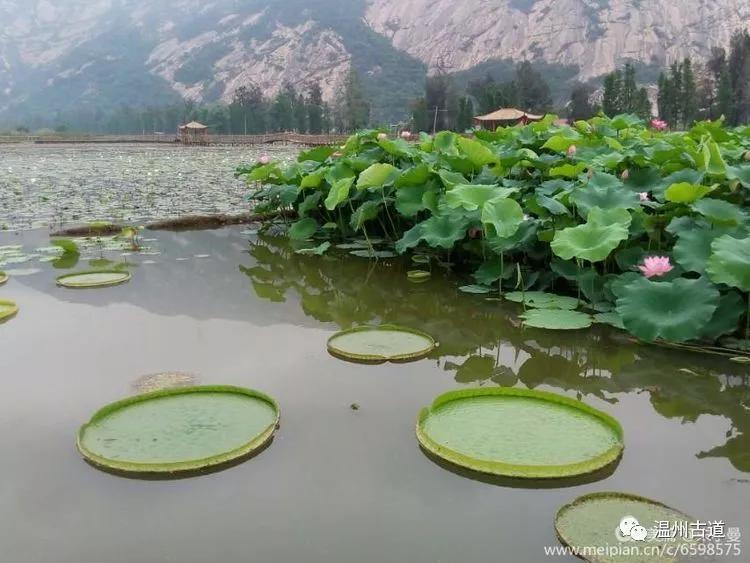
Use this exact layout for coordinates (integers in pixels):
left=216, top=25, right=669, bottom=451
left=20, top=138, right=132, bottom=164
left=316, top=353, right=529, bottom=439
left=744, top=150, right=750, bottom=161
left=400, top=131, right=411, bottom=140
left=377, top=132, right=388, bottom=141
left=621, top=169, right=630, bottom=180
left=567, top=144, right=577, bottom=157
left=258, top=154, right=270, bottom=165
left=730, top=180, right=740, bottom=192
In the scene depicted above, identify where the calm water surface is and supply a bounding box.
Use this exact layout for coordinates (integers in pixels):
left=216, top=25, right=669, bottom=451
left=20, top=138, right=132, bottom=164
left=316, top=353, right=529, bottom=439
left=0, top=227, right=747, bottom=563
left=0, top=145, right=748, bottom=562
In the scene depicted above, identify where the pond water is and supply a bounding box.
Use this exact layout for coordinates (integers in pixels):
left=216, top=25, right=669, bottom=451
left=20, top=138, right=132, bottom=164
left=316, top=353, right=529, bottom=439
left=1, top=145, right=748, bottom=562
left=0, top=144, right=296, bottom=231
left=0, top=225, right=748, bottom=563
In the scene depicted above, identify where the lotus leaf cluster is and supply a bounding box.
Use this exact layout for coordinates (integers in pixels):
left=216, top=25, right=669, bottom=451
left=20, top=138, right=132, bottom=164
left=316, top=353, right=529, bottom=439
left=238, top=115, right=750, bottom=345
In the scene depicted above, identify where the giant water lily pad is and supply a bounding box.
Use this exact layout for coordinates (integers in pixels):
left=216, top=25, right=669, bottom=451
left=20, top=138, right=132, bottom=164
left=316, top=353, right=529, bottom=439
left=327, top=325, right=436, bottom=363
left=555, top=492, right=693, bottom=563
left=57, top=270, right=131, bottom=288
left=77, top=385, right=279, bottom=476
left=416, top=387, right=623, bottom=478
left=0, top=299, right=18, bottom=322
left=0, top=271, right=7, bottom=285
left=521, top=309, right=593, bottom=330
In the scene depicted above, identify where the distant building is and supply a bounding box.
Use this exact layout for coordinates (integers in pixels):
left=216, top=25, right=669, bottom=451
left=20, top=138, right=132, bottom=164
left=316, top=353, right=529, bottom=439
left=179, top=121, right=209, bottom=145
left=473, top=108, right=544, bottom=130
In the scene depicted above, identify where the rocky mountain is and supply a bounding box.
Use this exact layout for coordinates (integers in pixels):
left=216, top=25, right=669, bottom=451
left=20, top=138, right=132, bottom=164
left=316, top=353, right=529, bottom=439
left=0, top=0, right=748, bottom=126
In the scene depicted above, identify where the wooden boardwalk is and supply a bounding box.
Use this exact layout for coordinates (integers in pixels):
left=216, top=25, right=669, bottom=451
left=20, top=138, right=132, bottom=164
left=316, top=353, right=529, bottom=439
left=0, top=132, right=348, bottom=147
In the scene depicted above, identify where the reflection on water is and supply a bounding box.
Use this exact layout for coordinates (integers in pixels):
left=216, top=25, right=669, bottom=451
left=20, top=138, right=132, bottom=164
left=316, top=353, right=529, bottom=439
left=242, top=234, right=750, bottom=474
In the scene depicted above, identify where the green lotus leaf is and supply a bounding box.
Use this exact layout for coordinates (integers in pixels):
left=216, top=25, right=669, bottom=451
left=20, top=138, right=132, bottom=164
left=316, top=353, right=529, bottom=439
left=419, top=214, right=469, bottom=249
left=433, top=131, right=457, bottom=154
left=299, top=168, right=327, bottom=188
left=481, top=197, right=524, bottom=238
left=51, top=238, right=80, bottom=255
left=457, top=136, right=497, bottom=167
left=673, top=227, right=728, bottom=273
left=298, top=192, right=323, bottom=216
left=570, top=183, right=638, bottom=216
left=701, top=290, right=745, bottom=339
left=700, top=138, right=727, bottom=176
left=324, top=177, right=354, bottom=210
left=395, top=223, right=426, bottom=253
left=706, top=235, right=750, bottom=291
left=536, top=194, right=570, bottom=216
left=356, top=163, right=400, bottom=189
left=586, top=206, right=632, bottom=229
left=437, top=169, right=467, bottom=189
left=551, top=221, right=628, bottom=262
left=593, top=312, right=625, bottom=329
left=473, top=260, right=513, bottom=286
left=445, top=184, right=515, bottom=211
left=664, top=182, right=713, bottom=203
left=541, top=134, right=578, bottom=152
left=520, top=309, right=593, bottom=330
left=394, top=185, right=427, bottom=217
left=505, top=291, right=579, bottom=310
left=615, top=276, right=720, bottom=342
left=691, top=198, right=747, bottom=226
left=549, top=162, right=587, bottom=178
left=349, top=200, right=381, bottom=231
left=726, top=164, right=750, bottom=187
left=288, top=218, right=318, bottom=240
left=378, top=138, right=416, bottom=157
left=396, top=164, right=431, bottom=187
left=298, top=145, right=335, bottom=162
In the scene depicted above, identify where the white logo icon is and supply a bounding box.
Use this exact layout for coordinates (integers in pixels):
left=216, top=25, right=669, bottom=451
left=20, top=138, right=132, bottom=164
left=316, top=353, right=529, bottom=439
left=616, top=516, right=648, bottom=542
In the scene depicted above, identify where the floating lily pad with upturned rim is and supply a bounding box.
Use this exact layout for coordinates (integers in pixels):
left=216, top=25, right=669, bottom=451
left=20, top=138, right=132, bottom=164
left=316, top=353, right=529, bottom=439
left=416, top=387, right=623, bottom=478
left=0, top=271, right=7, bottom=285
left=0, top=299, right=18, bottom=322
left=77, top=385, right=280, bottom=476
left=57, top=270, right=131, bottom=288
left=555, top=491, right=693, bottom=562
left=327, top=325, right=437, bottom=363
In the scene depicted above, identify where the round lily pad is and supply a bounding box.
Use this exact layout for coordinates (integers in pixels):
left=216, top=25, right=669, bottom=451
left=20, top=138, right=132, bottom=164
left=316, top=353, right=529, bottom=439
left=505, top=291, right=579, bottom=310
left=416, top=387, right=623, bottom=478
left=555, top=492, right=693, bottom=562
left=327, top=325, right=436, bottom=363
left=77, top=385, right=280, bottom=476
left=0, top=299, right=18, bottom=322
left=57, top=270, right=131, bottom=288
left=0, top=271, right=7, bottom=285
left=521, top=309, right=593, bottom=330
left=132, top=371, right=199, bottom=394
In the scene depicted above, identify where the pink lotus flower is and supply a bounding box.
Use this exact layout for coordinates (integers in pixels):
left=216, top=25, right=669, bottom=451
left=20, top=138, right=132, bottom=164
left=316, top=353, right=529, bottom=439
left=400, top=131, right=411, bottom=139
left=567, top=144, right=577, bottom=157
left=258, top=154, right=270, bottom=165
left=638, top=192, right=650, bottom=201
left=639, top=256, right=673, bottom=278
left=650, top=119, right=668, bottom=131
left=621, top=169, right=630, bottom=180
left=377, top=132, right=388, bottom=141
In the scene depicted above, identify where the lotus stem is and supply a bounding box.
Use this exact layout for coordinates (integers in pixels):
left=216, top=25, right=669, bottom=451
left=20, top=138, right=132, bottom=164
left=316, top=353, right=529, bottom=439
left=746, top=293, right=749, bottom=342
left=381, top=188, right=398, bottom=240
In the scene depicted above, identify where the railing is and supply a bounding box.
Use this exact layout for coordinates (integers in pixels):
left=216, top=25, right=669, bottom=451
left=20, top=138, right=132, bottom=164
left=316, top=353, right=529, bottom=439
left=0, top=132, right=349, bottom=146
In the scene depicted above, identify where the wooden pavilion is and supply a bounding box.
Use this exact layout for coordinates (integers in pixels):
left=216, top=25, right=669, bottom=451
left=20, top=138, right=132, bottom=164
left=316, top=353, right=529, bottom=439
left=179, top=121, right=209, bottom=145
left=473, top=108, right=544, bottom=130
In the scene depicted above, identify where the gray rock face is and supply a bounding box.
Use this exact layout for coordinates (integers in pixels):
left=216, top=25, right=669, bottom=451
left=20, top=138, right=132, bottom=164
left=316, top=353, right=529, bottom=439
left=0, top=0, right=747, bottom=121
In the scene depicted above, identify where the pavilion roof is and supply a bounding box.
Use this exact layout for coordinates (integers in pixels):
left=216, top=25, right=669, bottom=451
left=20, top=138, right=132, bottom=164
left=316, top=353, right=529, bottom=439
left=180, top=121, right=208, bottom=130
left=473, top=108, right=544, bottom=122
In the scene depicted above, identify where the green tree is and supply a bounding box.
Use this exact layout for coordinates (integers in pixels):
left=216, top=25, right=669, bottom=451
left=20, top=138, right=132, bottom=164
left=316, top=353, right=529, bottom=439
left=568, top=82, right=597, bottom=120
left=455, top=96, right=475, bottom=131
left=338, top=69, right=370, bottom=131
left=306, top=83, right=324, bottom=134
left=514, top=61, right=552, bottom=113
left=681, top=57, right=698, bottom=126
left=602, top=70, right=623, bottom=116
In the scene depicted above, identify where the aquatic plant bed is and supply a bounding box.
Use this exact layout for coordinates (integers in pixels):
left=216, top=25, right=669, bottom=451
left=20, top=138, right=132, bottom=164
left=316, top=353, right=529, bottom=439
left=416, top=387, right=623, bottom=478
left=239, top=116, right=750, bottom=347
left=327, top=325, right=436, bottom=363
left=555, top=492, right=693, bottom=562
left=0, top=299, right=18, bottom=322
left=57, top=270, right=131, bottom=288
left=77, top=385, right=280, bottom=476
